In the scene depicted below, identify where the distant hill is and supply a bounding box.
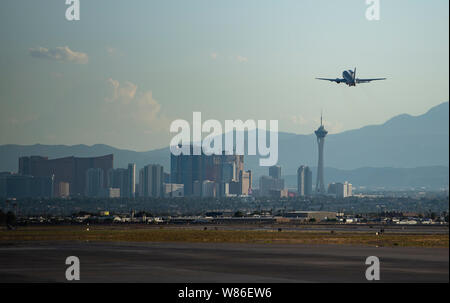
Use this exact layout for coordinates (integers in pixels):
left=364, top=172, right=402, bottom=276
left=283, top=166, right=449, bottom=190
left=0, top=102, right=448, bottom=188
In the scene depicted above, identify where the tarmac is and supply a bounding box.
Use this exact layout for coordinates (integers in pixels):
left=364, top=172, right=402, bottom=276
left=0, top=241, right=448, bottom=283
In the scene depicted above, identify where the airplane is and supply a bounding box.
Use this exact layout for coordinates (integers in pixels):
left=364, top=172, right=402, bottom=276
left=316, top=68, right=386, bottom=86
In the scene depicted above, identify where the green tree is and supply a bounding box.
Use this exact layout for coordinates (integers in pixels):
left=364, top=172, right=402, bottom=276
left=6, top=211, right=16, bottom=229
left=0, top=210, right=5, bottom=225
left=233, top=211, right=244, bottom=218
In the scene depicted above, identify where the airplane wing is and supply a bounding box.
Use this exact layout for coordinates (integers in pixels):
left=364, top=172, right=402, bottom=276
left=316, top=78, right=345, bottom=84
left=356, top=78, right=386, bottom=84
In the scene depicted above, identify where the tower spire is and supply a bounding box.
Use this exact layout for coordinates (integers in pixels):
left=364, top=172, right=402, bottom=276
left=315, top=110, right=328, bottom=195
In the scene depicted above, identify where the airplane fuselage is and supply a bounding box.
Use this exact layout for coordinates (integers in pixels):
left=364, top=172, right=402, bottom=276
left=342, top=70, right=356, bottom=86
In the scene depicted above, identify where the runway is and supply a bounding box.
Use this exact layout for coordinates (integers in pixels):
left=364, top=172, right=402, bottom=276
left=0, top=241, right=447, bottom=283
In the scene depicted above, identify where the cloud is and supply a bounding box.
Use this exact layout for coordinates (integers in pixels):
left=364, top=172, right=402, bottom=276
left=236, top=55, right=248, bottom=63
left=29, top=46, right=88, bottom=64
left=105, top=78, right=137, bottom=104
left=104, top=79, right=167, bottom=131
left=135, top=91, right=163, bottom=125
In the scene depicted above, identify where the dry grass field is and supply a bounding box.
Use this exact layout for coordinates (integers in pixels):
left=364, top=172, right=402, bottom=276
left=0, top=225, right=448, bottom=247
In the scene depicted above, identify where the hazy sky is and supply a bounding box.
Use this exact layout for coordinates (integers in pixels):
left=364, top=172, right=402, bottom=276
left=0, top=0, right=448, bottom=151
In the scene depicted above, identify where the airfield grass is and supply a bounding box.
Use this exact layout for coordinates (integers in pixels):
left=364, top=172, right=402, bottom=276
left=0, top=225, right=448, bottom=248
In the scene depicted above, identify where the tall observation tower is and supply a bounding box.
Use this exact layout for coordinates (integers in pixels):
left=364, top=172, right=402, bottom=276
left=314, top=113, right=328, bottom=194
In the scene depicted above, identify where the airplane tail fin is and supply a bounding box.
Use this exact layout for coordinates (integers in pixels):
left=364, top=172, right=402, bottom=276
left=354, top=67, right=357, bottom=79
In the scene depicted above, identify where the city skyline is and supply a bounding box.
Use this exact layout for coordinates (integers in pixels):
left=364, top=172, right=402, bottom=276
left=1, top=116, right=346, bottom=199
left=0, top=1, right=448, bottom=151
left=0, top=100, right=447, bottom=186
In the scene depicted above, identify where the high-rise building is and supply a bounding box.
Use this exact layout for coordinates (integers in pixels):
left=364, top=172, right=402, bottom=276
left=100, top=187, right=121, bottom=198
left=192, top=180, right=202, bottom=197
left=221, top=162, right=236, bottom=183
left=107, top=168, right=127, bottom=195
left=127, top=163, right=136, bottom=198
left=164, top=183, right=184, bottom=198
left=259, top=165, right=285, bottom=197
left=314, top=114, right=328, bottom=194
left=170, top=145, right=245, bottom=197
left=297, top=165, right=313, bottom=196
left=259, top=175, right=285, bottom=197
left=328, top=181, right=352, bottom=198
left=202, top=180, right=216, bottom=198
left=139, top=164, right=164, bottom=198
left=216, top=182, right=230, bottom=197
left=239, top=170, right=252, bottom=195
left=233, top=155, right=244, bottom=182
left=269, top=165, right=281, bottom=179
left=18, top=154, right=113, bottom=196
left=107, top=164, right=135, bottom=198
left=163, top=172, right=171, bottom=183
left=328, top=182, right=337, bottom=195
left=229, top=181, right=241, bottom=196
left=268, top=188, right=289, bottom=198
left=57, top=182, right=70, bottom=198
left=0, top=173, right=54, bottom=198
left=19, top=156, right=48, bottom=176
left=138, top=169, right=144, bottom=197
left=336, top=182, right=348, bottom=198
left=85, top=168, right=104, bottom=197
left=170, top=145, right=203, bottom=196
left=347, top=183, right=352, bottom=197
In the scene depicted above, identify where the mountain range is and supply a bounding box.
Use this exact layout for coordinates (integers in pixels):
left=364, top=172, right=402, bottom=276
left=283, top=166, right=449, bottom=190
left=0, top=102, right=448, bottom=189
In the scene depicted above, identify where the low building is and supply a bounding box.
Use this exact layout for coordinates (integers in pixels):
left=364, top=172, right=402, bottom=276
left=284, top=211, right=337, bottom=222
